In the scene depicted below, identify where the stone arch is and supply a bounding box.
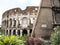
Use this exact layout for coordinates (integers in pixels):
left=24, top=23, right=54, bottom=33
left=22, top=29, right=27, bottom=36
left=10, top=18, right=12, bottom=27
left=30, top=29, right=32, bottom=34
left=17, top=30, right=20, bottom=36
left=22, top=17, right=28, bottom=24
left=13, top=30, right=16, bottom=35
left=13, top=19, right=16, bottom=27
left=21, top=17, right=29, bottom=28
left=18, top=20, right=20, bottom=28
left=6, top=30, right=8, bottom=35
left=9, top=30, right=11, bottom=35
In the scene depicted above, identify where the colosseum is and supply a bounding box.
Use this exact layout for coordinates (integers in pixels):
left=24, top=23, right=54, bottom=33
left=2, top=6, right=38, bottom=36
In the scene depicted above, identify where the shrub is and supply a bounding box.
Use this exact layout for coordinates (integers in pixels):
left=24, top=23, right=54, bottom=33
left=19, top=34, right=27, bottom=41
left=50, top=26, right=60, bottom=45
left=0, top=35, right=27, bottom=45
left=26, top=36, right=43, bottom=45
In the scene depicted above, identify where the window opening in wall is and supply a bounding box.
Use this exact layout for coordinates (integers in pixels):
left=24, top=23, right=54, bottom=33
left=52, top=7, right=60, bottom=25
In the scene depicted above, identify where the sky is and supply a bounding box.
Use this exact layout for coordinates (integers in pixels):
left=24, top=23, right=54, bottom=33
left=0, top=0, right=40, bottom=25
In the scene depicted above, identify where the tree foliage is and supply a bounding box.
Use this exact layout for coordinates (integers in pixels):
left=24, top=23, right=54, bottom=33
left=0, top=35, right=27, bottom=45
left=50, top=26, right=60, bottom=45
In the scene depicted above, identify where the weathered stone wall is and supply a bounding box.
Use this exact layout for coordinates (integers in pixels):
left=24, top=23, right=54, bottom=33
left=33, top=0, right=60, bottom=39
left=2, top=6, right=38, bottom=36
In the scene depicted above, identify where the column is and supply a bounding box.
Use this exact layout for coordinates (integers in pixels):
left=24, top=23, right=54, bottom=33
left=20, top=30, right=23, bottom=37
left=8, top=29, right=9, bottom=35
left=19, top=30, right=20, bottom=35
left=27, top=30, right=30, bottom=36
left=12, top=19, right=14, bottom=27
left=16, top=30, right=18, bottom=36
left=5, top=30, right=6, bottom=35
left=16, top=20, right=18, bottom=27
left=7, top=20, right=8, bottom=27
left=8, top=20, right=10, bottom=28
left=11, top=30, right=13, bottom=35
left=28, top=12, right=30, bottom=25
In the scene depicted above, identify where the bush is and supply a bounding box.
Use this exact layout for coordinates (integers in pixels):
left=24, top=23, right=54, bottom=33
left=0, top=29, right=4, bottom=35
left=50, top=26, right=60, bottom=45
left=0, top=35, right=27, bottom=45
left=26, top=36, right=43, bottom=45
left=19, top=34, right=27, bottom=41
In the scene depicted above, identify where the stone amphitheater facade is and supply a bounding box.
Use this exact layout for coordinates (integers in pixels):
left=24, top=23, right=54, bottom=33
left=32, top=0, right=60, bottom=39
left=2, top=6, right=38, bottom=36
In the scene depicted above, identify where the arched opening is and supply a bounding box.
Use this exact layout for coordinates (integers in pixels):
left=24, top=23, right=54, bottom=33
left=7, top=20, right=8, bottom=27
left=22, top=29, right=27, bottom=36
left=21, top=17, right=28, bottom=28
left=9, top=30, right=11, bottom=35
left=10, top=19, right=12, bottom=27
left=30, top=29, right=32, bottom=34
left=13, top=19, right=16, bottom=27
left=13, top=30, right=16, bottom=35
left=18, top=20, right=20, bottom=28
left=6, top=30, right=8, bottom=35
left=17, top=30, right=20, bottom=36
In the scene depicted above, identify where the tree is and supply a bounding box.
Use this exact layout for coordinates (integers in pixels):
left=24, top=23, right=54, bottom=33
left=50, top=26, right=60, bottom=45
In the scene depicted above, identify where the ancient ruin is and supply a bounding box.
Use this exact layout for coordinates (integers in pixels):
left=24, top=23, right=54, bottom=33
left=2, top=6, right=38, bottom=36
left=31, top=0, right=60, bottom=41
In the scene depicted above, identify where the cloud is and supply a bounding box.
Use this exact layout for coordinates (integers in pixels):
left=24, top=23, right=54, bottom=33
left=0, top=0, right=40, bottom=25
left=30, top=0, right=40, bottom=6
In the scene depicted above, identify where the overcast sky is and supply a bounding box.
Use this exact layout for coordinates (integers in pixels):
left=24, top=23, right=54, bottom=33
left=0, top=0, right=40, bottom=25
